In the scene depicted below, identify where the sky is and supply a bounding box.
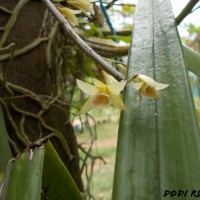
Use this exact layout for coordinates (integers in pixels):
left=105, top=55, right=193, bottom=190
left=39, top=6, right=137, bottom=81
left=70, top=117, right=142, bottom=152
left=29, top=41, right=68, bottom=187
left=170, top=0, right=200, bottom=25
left=170, top=0, right=200, bottom=36
left=122, top=0, right=200, bottom=25
left=120, top=0, right=200, bottom=37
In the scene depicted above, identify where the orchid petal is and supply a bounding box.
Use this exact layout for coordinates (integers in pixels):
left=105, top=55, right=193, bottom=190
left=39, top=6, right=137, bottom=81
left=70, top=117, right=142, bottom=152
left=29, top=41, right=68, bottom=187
left=94, top=79, right=107, bottom=89
left=79, top=97, right=93, bottom=115
left=137, top=74, right=156, bottom=87
left=67, top=0, right=94, bottom=14
left=101, top=71, right=118, bottom=85
left=109, top=91, right=126, bottom=111
left=76, top=79, right=99, bottom=95
left=133, top=82, right=144, bottom=90
left=108, top=80, right=127, bottom=95
left=117, top=64, right=126, bottom=76
left=57, top=7, right=80, bottom=26
left=155, top=82, right=169, bottom=90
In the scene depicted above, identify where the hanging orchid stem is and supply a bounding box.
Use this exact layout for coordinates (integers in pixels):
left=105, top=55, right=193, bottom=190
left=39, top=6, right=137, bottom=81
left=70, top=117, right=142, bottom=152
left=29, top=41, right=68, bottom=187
left=41, top=0, right=123, bottom=81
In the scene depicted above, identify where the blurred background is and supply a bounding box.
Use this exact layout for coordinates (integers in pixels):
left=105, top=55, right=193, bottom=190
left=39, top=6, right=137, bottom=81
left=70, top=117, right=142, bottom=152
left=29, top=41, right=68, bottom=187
left=71, top=0, right=200, bottom=199
left=1, top=0, right=199, bottom=199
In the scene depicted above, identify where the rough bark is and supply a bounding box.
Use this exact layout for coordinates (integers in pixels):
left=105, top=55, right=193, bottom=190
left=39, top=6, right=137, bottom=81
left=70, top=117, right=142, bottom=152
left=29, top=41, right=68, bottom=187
left=0, top=0, right=83, bottom=191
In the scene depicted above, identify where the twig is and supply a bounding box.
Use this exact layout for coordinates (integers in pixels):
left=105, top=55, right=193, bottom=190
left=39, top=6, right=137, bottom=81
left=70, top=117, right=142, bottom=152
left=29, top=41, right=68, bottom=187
left=46, top=21, right=59, bottom=68
left=0, top=37, right=48, bottom=61
left=87, top=159, right=95, bottom=200
left=0, top=43, right=15, bottom=53
left=0, top=94, right=72, bottom=116
left=41, top=0, right=123, bottom=81
left=3, top=43, right=15, bottom=84
left=79, top=144, right=106, bottom=172
left=19, top=115, right=32, bottom=144
left=0, top=99, right=30, bottom=147
left=37, top=94, right=60, bottom=117
left=39, top=9, right=49, bottom=37
left=0, top=6, right=12, bottom=14
left=11, top=103, right=73, bottom=160
left=0, top=75, right=44, bottom=106
left=176, top=0, right=200, bottom=25
left=38, top=46, right=63, bottom=115
left=8, top=136, right=20, bottom=154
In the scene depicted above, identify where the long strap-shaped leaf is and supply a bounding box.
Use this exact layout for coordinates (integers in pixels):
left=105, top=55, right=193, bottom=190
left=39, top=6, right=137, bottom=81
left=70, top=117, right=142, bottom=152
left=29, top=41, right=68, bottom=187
left=183, top=45, right=200, bottom=77
left=0, top=148, right=44, bottom=200
left=0, top=141, right=83, bottom=200
left=0, top=104, right=12, bottom=172
left=112, top=0, right=200, bottom=200
left=42, top=141, right=83, bottom=200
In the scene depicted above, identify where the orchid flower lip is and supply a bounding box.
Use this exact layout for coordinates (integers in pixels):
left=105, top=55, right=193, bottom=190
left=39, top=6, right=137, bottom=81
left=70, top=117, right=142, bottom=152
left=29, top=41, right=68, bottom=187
left=76, top=73, right=126, bottom=114
left=131, top=73, right=169, bottom=100
left=91, top=93, right=111, bottom=109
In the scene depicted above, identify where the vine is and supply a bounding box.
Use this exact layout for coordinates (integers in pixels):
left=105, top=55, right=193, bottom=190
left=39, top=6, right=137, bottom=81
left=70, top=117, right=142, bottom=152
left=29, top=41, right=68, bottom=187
left=0, top=0, right=30, bottom=48
left=0, top=37, right=49, bottom=61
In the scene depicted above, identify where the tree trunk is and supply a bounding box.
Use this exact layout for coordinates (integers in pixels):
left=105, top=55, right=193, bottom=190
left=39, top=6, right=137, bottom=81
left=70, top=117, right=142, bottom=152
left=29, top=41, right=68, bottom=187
left=0, top=0, right=83, bottom=191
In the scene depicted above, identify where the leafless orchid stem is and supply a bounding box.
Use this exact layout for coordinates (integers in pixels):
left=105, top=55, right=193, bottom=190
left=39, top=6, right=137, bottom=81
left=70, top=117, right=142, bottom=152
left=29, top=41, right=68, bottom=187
left=41, top=0, right=123, bottom=81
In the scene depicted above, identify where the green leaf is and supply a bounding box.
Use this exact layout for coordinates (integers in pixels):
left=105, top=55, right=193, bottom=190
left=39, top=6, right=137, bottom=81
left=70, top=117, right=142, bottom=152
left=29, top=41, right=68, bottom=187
left=0, top=103, right=12, bottom=172
left=112, top=0, right=200, bottom=200
left=42, top=141, right=83, bottom=200
left=0, top=148, right=44, bottom=200
left=183, top=45, right=200, bottom=77
left=0, top=140, right=83, bottom=200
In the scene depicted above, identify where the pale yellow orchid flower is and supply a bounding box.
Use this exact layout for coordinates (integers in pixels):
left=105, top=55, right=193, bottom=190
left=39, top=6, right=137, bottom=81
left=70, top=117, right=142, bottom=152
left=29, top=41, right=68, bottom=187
left=132, top=74, right=169, bottom=100
left=57, top=7, right=81, bottom=26
left=67, top=0, right=94, bottom=14
left=76, top=77, right=126, bottom=114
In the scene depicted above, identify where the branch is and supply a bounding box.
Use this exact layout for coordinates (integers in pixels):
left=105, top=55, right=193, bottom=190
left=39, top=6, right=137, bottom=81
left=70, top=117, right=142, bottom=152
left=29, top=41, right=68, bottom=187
left=41, top=0, right=123, bottom=81
left=176, top=0, right=200, bottom=25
